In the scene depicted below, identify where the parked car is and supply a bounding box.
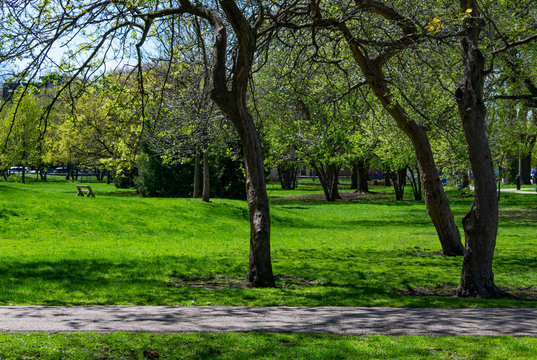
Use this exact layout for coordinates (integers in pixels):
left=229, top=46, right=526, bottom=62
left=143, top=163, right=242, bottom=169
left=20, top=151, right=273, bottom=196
left=9, top=166, right=24, bottom=174
left=49, top=167, right=67, bottom=176
left=9, top=166, right=38, bottom=174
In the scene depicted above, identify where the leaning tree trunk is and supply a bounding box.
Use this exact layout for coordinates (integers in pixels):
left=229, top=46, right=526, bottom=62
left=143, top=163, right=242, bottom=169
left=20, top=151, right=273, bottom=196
left=408, top=123, right=464, bottom=255
left=330, top=10, right=464, bottom=255
left=455, top=1, right=503, bottom=298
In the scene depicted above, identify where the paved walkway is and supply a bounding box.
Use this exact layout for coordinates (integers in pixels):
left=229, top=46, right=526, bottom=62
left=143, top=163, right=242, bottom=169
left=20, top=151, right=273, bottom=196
left=1, top=306, right=536, bottom=336
left=499, top=187, right=537, bottom=194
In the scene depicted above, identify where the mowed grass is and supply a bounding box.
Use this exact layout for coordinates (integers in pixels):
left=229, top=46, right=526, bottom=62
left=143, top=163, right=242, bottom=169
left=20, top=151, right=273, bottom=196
left=2, top=332, right=537, bottom=359
left=0, top=181, right=536, bottom=306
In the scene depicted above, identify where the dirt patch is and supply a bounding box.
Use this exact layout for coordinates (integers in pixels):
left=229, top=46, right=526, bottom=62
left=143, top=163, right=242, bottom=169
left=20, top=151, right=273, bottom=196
left=393, top=285, right=457, bottom=297
left=167, top=275, right=322, bottom=289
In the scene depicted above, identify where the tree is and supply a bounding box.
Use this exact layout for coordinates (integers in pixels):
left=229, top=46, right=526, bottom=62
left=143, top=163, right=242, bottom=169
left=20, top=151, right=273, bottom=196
left=0, top=89, right=45, bottom=183
left=453, top=1, right=503, bottom=298
left=270, top=0, right=464, bottom=255
left=0, top=0, right=275, bottom=287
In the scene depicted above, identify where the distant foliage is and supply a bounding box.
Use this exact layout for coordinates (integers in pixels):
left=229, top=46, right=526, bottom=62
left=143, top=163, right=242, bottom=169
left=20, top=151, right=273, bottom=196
left=135, top=146, right=245, bottom=199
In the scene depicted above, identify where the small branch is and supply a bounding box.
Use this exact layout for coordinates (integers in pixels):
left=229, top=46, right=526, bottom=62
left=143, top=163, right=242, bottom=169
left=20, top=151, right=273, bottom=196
left=492, top=34, right=537, bottom=55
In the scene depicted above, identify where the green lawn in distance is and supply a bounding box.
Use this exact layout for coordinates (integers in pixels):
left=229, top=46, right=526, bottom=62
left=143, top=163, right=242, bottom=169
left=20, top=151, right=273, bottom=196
left=0, top=181, right=536, bottom=307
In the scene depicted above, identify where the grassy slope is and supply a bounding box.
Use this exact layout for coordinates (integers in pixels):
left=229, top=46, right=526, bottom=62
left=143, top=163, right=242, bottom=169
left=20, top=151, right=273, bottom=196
left=1, top=181, right=536, bottom=307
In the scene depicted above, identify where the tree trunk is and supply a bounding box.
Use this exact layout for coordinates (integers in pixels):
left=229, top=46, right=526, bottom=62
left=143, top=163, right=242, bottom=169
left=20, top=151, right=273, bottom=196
left=21, top=165, right=25, bottom=184
left=202, top=150, right=210, bottom=202
left=339, top=26, right=464, bottom=255
left=407, top=166, right=422, bottom=201
left=66, top=163, right=72, bottom=181
left=312, top=162, right=341, bottom=201
left=520, top=153, right=532, bottom=184
left=384, top=170, right=391, bottom=186
left=193, top=151, right=201, bottom=198
left=350, top=164, right=358, bottom=189
left=392, top=167, right=406, bottom=201
left=356, top=159, right=369, bottom=193
left=278, top=166, right=298, bottom=190
left=241, top=116, right=275, bottom=287
left=406, top=121, right=464, bottom=256
left=192, top=0, right=275, bottom=287
left=328, top=164, right=341, bottom=201
left=455, top=1, right=503, bottom=298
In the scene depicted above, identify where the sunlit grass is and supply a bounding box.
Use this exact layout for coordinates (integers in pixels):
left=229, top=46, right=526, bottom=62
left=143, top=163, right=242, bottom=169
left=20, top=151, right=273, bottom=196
left=0, top=181, right=536, bottom=306
left=1, top=332, right=537, bottom=359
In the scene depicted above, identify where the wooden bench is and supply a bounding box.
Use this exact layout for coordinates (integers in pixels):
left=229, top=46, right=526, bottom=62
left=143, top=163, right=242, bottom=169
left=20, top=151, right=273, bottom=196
left=76, top=185, right=95, bottom=197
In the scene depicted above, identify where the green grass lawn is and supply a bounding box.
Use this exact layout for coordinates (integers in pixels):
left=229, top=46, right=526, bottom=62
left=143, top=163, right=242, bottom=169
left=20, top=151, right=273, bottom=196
left=1, top=332, right=537, bottom=359
left=1, top=181, right=536, bottom=307
left=1, top=181, right=537, bottom=358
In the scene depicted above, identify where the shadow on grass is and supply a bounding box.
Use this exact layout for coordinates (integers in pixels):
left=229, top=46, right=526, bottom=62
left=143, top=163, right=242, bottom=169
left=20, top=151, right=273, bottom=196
left=0, top=252, right=535, bottom=307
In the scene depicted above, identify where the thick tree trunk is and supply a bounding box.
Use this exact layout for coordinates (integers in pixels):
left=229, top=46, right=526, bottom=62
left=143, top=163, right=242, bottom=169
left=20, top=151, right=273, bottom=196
left=21, top=166, right=26, bottom=184
left=240, top=115, right=275, bottom=287
left=329, top=165, right=341, bottom=200
left=194, top=0, right=275, bottom=287
left=405, top=121, right=464, bottom=255
left=455, top=2, right=503, bottom=298
left=356, top=159, right=369, bottom=193
left=350, top=164, right=358, bottom=189
left=193, top=151, right=200, bottom=198
left=520, top=153, right=532, bottom=184
left=349, top=60, right=464, bottom=255
left=202, top=150, right=210, bottom=203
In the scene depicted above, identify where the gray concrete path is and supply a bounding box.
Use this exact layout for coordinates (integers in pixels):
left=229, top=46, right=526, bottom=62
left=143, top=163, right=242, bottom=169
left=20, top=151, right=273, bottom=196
left=498, top=187, right=537, bottom=194
left=1, top=306, right=536, bottom=336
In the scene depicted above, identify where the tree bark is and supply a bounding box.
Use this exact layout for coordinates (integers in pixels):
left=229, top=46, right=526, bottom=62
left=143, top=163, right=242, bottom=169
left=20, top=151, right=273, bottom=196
left=202, top=150, right=210, bottom=202
left=356, top=159, right=369, bottom=193
left=278, top=166, right=298, bottom=190
left=350, top=164, right=358, bottom=189
left=193, top=151, right=200, bottom=198
left=203, top=0, right=275, bottom=287
left=455, top=1, right=504, bottom=298
left=369, top=71, right=464, bottom=256
left=333, top=21, right=464, bottom=255
left=312, top=162, right=341, bottom=201
left=407, top=166, right=422, bottom=201
left=520, top=153, right=532, bottom=184
left=392, top=167, right=406, bottom=201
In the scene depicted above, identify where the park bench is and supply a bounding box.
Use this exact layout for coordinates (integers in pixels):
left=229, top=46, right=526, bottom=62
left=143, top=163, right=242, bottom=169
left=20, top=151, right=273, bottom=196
left=76, top=185, right=95, bottom=197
